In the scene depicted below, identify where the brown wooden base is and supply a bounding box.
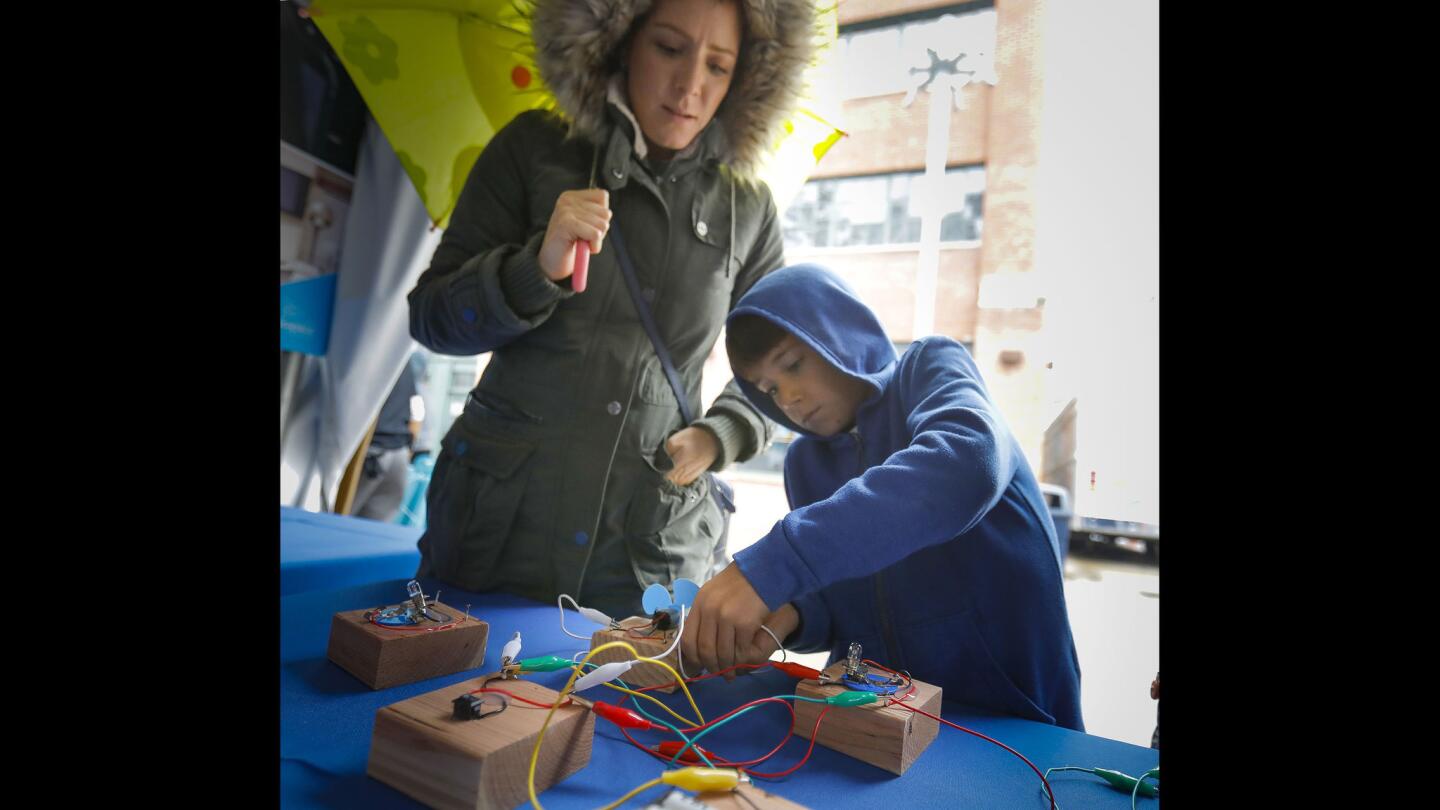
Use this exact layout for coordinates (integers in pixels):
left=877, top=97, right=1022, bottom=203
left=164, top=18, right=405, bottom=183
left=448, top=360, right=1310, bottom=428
left=791, top=662, right=942, bottom=775
left=367, top=675, right=594, bottom=810
left=588, top=622, right=686, bottom=693
left=326, top=602, right=489, bottom=690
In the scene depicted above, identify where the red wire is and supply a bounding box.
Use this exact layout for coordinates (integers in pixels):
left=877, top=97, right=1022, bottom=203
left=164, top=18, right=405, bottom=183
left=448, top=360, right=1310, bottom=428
left=368, top=619, right=456, bottom=632
left=610, top=692, right=797, bottom=770
left=862, top=659, right=900, bottom=675
left=688, top=696, right=794, bottom=732
left=886, top=700, right=1055, bottom=810
left=469, top=687, right=573, bottom=709
left=365, top=612, right=457, bottom=632
left=743, top=705, right=833, bottom=780
left=634, top=662, right=770, bottom=692
left=610, top=651, right=1049, bottom=805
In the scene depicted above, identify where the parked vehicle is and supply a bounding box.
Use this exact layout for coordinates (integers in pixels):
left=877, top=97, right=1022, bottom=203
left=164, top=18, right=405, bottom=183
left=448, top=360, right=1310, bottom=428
left=1038, top=483, right=1072, bottom=563
left=1042, top=398, right=1159, bottom=559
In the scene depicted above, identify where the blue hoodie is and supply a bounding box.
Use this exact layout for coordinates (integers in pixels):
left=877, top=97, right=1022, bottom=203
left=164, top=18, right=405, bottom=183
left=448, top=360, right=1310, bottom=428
left=729, top=264, right=1084, bottom=731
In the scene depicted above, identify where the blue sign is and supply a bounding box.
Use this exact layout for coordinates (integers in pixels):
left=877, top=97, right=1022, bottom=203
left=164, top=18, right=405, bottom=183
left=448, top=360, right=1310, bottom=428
left=280, top=273, right=338, bottom=356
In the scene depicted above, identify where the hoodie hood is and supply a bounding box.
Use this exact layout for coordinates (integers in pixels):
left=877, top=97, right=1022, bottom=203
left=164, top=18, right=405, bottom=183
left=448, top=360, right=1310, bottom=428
left=727, top=263, right=898, bottom=435
left=530, top=0, right=819, bottom=178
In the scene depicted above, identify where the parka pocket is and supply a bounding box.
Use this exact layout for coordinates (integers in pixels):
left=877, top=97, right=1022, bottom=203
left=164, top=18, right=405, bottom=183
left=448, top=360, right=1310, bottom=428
left=424, top=408, right=535, bottom=591
left=623, top=443, right=723, bottom=588
left=689, top=193, right=744, bottom=280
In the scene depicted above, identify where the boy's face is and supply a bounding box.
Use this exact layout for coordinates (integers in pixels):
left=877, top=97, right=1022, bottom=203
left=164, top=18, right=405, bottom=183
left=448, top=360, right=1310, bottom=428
left=738, top=335, right=873, bottom=437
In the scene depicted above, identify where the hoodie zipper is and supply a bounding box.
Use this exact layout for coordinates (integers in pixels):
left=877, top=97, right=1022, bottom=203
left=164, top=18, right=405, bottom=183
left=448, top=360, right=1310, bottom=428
left=855, top=426, right=903, bottom=670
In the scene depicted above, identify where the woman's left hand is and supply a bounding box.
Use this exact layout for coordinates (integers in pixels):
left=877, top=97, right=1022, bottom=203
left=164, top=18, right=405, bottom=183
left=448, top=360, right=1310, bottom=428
left=664, top=427, right=718, bottom=486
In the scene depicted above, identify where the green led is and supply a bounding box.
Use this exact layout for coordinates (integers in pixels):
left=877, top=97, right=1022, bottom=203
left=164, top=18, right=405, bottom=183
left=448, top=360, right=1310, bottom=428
left=1092, top=768, right=1159, bottom=797
left=516, top=655, right=575, bottom=672
left=826, top=691, right=879, bottom=707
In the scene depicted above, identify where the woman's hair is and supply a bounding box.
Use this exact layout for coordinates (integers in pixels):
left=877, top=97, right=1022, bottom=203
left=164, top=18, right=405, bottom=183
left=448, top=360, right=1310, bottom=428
left=610, top=0, right=748, bottom=78
left=532, top=0, right=815, bottom=176
left=726, top=313, right=790, bottom=372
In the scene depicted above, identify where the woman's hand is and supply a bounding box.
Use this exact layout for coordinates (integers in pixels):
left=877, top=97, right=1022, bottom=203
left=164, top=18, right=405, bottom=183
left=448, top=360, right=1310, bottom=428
left=663, top=426, right=718, bottom=486
left=539, top=189, right=612, bottom=283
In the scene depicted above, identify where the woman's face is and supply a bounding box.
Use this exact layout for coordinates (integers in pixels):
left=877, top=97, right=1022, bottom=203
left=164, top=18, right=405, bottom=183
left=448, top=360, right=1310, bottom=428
left=625, top=0, right=741, bottom=160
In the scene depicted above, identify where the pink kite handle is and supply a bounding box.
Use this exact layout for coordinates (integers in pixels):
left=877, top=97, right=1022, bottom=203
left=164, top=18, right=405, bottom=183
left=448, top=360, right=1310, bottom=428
left=572, top=241, right=591, bottom=293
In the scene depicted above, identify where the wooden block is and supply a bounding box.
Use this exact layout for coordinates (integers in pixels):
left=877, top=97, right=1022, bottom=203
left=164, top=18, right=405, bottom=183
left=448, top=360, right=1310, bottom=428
left=791, top=662, right=942, bottom=776
left=327, top=602, right=489, bottom=690
left=589, top=623, right=684, bottom=694
left=368, top=675, right=595, bottom=810
left=692, top=783, right=812, bottom=809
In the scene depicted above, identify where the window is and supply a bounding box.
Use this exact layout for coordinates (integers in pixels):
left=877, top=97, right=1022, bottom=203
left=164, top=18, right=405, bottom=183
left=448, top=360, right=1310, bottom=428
left=837, top=6, right=997, bottom=101
left=783, top=167, right=985, bottom=251
left=280, top=165, right=311, bottom=218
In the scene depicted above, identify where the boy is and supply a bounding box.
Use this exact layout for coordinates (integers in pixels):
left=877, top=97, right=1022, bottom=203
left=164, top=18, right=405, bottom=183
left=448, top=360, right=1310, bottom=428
left=680, top=263, right=1084, bottom=731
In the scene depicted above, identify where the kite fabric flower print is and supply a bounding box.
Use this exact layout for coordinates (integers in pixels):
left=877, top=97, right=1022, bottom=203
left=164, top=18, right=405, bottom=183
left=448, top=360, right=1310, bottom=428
left=339, top=16, right=399, bottom=85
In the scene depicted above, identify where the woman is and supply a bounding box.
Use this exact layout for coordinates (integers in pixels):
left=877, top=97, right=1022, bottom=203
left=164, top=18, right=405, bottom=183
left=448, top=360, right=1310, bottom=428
left=407, top=0, right=818, bottom=618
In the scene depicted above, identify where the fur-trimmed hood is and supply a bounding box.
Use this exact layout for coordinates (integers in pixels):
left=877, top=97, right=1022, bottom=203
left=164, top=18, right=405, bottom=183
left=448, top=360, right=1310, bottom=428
left=530, top=0, right=818, bottom=177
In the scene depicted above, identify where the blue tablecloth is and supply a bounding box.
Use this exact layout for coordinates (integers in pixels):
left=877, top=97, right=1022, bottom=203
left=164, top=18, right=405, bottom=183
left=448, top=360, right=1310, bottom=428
left=280, top=506, right=422, bottom=597
left=281, top=578, right=1159, bottom=809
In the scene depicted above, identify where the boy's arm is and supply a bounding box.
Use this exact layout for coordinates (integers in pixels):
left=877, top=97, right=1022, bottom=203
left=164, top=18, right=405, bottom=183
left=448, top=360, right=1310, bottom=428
left=783, top=591, right=833, bottom=652
left=735, top=339, right=1019, bottom=611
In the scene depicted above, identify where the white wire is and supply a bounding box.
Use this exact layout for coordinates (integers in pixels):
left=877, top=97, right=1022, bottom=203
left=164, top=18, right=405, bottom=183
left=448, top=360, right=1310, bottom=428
left=670, top=612, right=785, bottom=678
left=556, top=593, right=593, bottom=640
left=676, top=607, right=694, bottom=679
left=651, top=605, right=686, bottom=660
left=759, top=624, right=788, bottom=663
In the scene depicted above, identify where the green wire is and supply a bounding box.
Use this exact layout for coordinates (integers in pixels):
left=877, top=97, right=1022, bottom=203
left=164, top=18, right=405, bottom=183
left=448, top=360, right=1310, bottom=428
left=664, top=701, right=769, bottom=766
left=573, top=662, right=844, bottom=772
left=660, top=694, right=824, bottom=766
left=1131, top=767, right=1159, bottom=810
left=1041, top=767, right=1094, bottom=809
left=573, top=662, right=720, bottom=769
left=1043, top=765, right=1159, bottom=808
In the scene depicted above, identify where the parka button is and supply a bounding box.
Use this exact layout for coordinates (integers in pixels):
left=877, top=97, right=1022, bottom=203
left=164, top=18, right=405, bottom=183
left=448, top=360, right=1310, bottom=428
left=612, top=168, right=623, bottom=179
left=696, top=220, right=708, bottom=237
left=669, top=176, right=677, bottom=183
left=606, top=401, right=622, bottom=415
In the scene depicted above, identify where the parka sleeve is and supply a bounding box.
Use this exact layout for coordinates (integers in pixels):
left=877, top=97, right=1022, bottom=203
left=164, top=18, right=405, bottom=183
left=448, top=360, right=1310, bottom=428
left=407, top=114, right=573, bottom=356
left=733, top=339, right=1020, bottom=611
left=785, top=590, right=834, bottom=653
left=692, top=183, right=785, bottom=469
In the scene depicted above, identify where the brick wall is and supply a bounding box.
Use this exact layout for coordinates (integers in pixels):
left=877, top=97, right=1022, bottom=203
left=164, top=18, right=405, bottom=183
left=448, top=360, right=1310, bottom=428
left=812, top=87, right=989, bottom=178
left=971, top=0, right=1049, bottom=465
left=802, top=0, right=1052, bottom=464
left=839, top=0, right=985, bottom=26
left=786, top=246, right=981, bottom=344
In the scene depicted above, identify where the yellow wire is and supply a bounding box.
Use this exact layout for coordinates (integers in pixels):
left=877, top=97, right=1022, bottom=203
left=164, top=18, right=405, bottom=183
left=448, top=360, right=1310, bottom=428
left=599, top=681, right=702, bottom=729
left=526, top=640, right=706, bottom=809
left=632, top=648, right=706, bottom=727
left=594, top=776, right=664, bottom=810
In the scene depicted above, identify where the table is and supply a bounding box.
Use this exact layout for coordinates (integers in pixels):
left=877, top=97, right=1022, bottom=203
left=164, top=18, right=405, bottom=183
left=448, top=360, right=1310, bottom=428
left=280, top=577, right=1160, bottom=809
left=280, top=506, right=422, bottom=596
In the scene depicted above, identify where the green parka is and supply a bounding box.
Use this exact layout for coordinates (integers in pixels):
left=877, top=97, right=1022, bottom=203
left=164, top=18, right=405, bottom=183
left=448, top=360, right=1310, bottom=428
left=408, top=0, right=818, bottom=616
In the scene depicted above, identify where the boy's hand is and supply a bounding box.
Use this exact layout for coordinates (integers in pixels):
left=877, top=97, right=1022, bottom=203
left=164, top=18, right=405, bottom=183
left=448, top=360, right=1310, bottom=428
left=749, top=603, right=799, bottom=658
left=664, top=427, right=718, bottom=486
left=682, top=563, right=770, bottom=679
